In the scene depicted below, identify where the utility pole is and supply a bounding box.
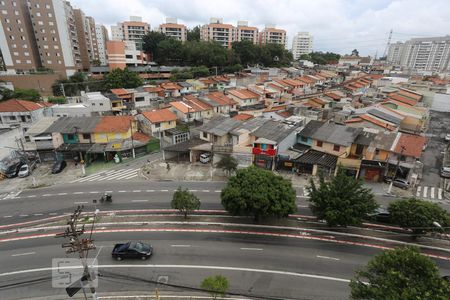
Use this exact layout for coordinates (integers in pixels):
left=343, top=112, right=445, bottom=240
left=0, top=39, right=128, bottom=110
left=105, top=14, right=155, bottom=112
left=387, top=145, right=406, bottom=194
left=383, top=29, right=393, bottom=59
left=55, top=206, right=97, bottom=299
left=130, top=119, right=135, bottom=159
left=60, top=83, right=66, bottom=98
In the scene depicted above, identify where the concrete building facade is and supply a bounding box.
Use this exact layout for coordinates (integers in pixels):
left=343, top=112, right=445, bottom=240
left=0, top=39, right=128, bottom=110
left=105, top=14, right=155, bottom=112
left=159, top=18, right=186, bottom=42
left=259, top=25, right=287, bottom=46
left=201, top=18, right=235, bottom=48
left=235, top=21, right=258, bottom=44
left=111, top=16, right=150, bottom=50
left=292, top=32, right=313, bottom=60
left=95, top=24, right=108, bottom=65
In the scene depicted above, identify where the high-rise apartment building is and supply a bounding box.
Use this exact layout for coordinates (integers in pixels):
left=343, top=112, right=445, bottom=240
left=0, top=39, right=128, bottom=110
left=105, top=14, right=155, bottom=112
left=159, top=18, right=186, bottom=42
left=95, top=24, right=108, bottom=65
left=259, top=25, right=287, bottom=46
left=235, top=21, right=258, bottom=44
left=387, top=36, right=450, bottom=72
left=291, top=32, right=313, bottom=60
left=111, top=16, right=150, bottom=50
left=0, top=0, right=105, bottom=76
left=106, top=40, right=148, bottom=70
left=201, top=18, right=235, bottom=48
left=74, top=9, right=99, bottom=70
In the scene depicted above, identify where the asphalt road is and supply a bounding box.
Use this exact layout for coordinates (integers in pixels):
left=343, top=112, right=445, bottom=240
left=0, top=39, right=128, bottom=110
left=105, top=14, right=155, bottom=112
left=1, top=180, right=450, bottom=225
left=1, top=231, right=449, bottom=299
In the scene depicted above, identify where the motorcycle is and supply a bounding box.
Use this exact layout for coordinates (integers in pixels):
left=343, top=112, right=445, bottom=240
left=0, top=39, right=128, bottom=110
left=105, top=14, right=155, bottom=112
left=93, top=193, right=112, bottom=204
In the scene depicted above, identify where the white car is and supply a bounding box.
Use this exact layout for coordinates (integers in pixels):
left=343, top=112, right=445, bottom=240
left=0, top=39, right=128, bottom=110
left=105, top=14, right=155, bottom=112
left=18, top=164, right=30, bottom=178
left=445, top=134, right=450, bottom=141
left=199, top=153, right=211, bottom=164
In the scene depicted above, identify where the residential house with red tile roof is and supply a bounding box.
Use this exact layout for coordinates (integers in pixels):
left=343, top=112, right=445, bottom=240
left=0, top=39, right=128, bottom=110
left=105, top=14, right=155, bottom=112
left=139, top=108, right=177, bottom=136
left=227, top=88, right=261, bottom=107
left=199, top=92, right=238, bottom=114
left=232, top=113, right=254, bottom=121
left=0, top=99, right=51, bottom=132
left=169, top=95, right=214, bottom=122
left=91, top=116, right=137, bottom=143
left=159, top=82, right=183, bottom=98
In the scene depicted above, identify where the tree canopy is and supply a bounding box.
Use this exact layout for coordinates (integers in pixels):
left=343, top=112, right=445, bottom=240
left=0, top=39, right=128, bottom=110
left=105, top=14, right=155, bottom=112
left=201, top=275, right=229, bottom=300
left=307, top=168, right=378, bottom=227
left=388, top=198, right=450, bottom=234
left=350, top=246, right=450, bottom=299
left=299, top=51, right=341, bottom=65
left=221, top=166, right=296, bottom=220
left=104, top=68, right=143, bottom=89
left=141, top=32, right=293, bottom=69
left=51, top=72, right=106, bottom=97
left=0, top=87, right=41, bottom=102
left=215, top=155, right=238, bottom=176
left=171, top=187, right=201, bottom=219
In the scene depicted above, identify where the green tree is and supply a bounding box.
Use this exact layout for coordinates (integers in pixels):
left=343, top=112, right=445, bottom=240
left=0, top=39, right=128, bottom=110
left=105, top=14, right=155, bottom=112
left=190, top=66, right=210, bottom=77
left=232, top=40, right=259, bottom=66
left=142, top=31, right=167, bottom=59
left=221, top=166, right=296, bottom=220
left=201, top=275, right=229, bottom=300
left=215, top=155, right=238, bottom=176
left=223, top=63, right=243, bottom=74
left=307, top=168, right=378, bottom=227
left=2, top=88, right=42, bottom=101
left=187, top=26, right=201, bottom=42
left=299, top=52, right=341, bottom=65
left=47, top=96, right=66, bottom=104
left=388, top=198, right=449, bottom=235
left=104, top=68, right=143, bottom=89
left=155, top=38, right=183, bottom=65
left=350, top=246, right=450, bottom=299
left=171, top=187, right=201, bottom=219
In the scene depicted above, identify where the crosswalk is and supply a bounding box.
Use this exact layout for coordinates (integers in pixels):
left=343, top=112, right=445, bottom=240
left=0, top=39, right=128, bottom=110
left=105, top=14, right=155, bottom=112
left=416, top=186, right=443, bottom=200
left=71, top=168, right=140, bottom=183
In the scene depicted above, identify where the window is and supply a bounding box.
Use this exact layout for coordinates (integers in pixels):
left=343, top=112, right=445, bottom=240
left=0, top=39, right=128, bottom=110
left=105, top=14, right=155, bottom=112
left=375, top=149, right=380, bottom=155
left=47, top=60, right=52, bottom=64
left=20, top=115, right=26, bottom=122
left=11, top=43, right=16, bottom=48
left=15, top=59, right=20, bottom=63
left=301, top=136, right=308, bottom=142
left=24, top=51, right=29, bottom=56
left=333, top=144, right=340, bottom=152
left=14, top=10, right=18, bottom=15
left=22, top=44, right=27, bottom=48
left=9, top=35, right=14, bottom=40
left=48, top=13, right=52, bottom=17
left=154, top=122, right=160, bottom=128
left=20, top=35, right=25, bottom=40
left=45, top=4, right=50, bottom=9
left=36, top=12, right=41, bottom=17
left=67, top=134, right=75, bottom=140
left=26, top=60, right=31, bottom=63
left=2, top=10, right=7, bottom=15
left=92, top=103, right=95, bottom=106
left=6, top=26, right=10, bottom=31
left=99, top=103, right=103, bottom=106
left=49, top=21, right=53, bottom=26
left=13, top=51, right=18, bottom=56
left=316, top=140, right=323, bottom=147
left=16, top=19, right=20, bottom=24
left=82, top=134, right=90, bottom=140
left=9, top=116, right=16, bottom=120
left=54, top=45, right=58, bottom=49
left=37, top=20, right=43, bottom=25
left=125, top=54, right=133, bottom=59
left=135, top=96, right=144, bottom=102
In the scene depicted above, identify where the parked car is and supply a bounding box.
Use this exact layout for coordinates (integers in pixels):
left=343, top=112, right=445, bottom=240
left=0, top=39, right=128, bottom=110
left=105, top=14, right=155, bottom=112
left=112, top=241, right=153, bottom=261
left=392, top=178, right=410, bottom=189
left=0, top=157, right=25, bottom=178
left=17, top=160, right=38, bottom=178
left=441, top=167, right=450, bottom=178
left=445, top=133, right=450, bottom=142
left=199, top=153, right=211, bottom=164
left=367, top=207, right=391, bottom=223
left=51, top=160, right=67, bottom=174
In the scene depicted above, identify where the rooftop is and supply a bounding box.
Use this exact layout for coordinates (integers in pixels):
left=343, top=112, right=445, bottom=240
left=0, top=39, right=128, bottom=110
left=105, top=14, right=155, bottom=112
left=142, top=108, right=177, bottom=123
left=312, top=122, right=362, bottom=147
left=0, top=99, right=49, bottom=112
left=298, top=120, right=324, bottom=138
left=394, top=133, right=426, bottom=159
left=198, top=116, right=242, bottom=137
left=46, top=117, right=101, bottom=134
left=227, top=89, right=259, bottom=99
left=93, top=116, right=134, bottom=133
left=252, top=120, right=300, bottom=143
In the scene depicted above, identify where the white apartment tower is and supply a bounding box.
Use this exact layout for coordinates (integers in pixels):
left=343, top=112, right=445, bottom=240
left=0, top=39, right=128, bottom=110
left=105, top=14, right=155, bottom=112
left=95, top=24, right=108, bottom=65
left=235, top=21, right=258, bottom=44
left=200, top=18, right=235, bottom=48
left=387, top=36, right=450, bottom=72
left=292, top=32, right=313, bottom=60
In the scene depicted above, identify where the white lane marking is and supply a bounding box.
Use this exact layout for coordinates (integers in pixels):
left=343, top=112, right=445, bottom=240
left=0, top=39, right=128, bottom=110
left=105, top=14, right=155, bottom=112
left=146, top=190, right=155, bottom=192
left=430, top=187, right=435, bottom=199
left=202, top=190, right=210, bottom=192
left=303, top=189, right=310, bottom=197
left=12, top=252, right=35, bottom=257
left=161, top=190, right=169, bottom=192
left=105, top=190, right=113, bottom=193
left=94, top=246, right=104, bottom=261
left=57, top=193, right=67, bottom=195
left=42, top=194, right=52, bottom=197
left=438, top=188, right=443, bottom=200
left=416, top=186, right=421, bottom=197
left=190, top=190, right=198, bottom=192
left=119, top=173, right=138, bottom=180
left=3, top=215, right=12, bottom=218
left=297, top=205, right=308, bottom=208
left=423, top=186, right=428, bottom=198
left=214, top=190, right=221, bottom=193
left=132, top=190, right=141, bottom=193
left=118, top=190, right=127, bottom=193
left=19, top=215, right=28, bottom=217
left=27, top=195, right=36, bottom=198
left=34, top=213, right=43, bottom=216
left=171, top=245, right=191, bottom=247
left=316, top=255, right=340, bottom=261
left=0, top=264, right=351, bottom=283
left=101, top=169, right=139, bottom=181
left=49, top=213, right=57, bottom=215
left=240, top=248, right=263, bottom=251
left=89, top=191, right=99, bottom=194
left=75, top=169, right=119, bottom=182
left=73, top=192, right=84, bottom=195
left=74, top=201, right=88, bottom=204
left=131, top=200, right=148, bottom=203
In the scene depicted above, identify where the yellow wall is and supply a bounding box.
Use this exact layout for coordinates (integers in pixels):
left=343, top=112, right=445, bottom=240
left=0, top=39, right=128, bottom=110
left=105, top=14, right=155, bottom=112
left=151, top=120, right=176, bottom=133
left=92, top=121, right=137, bottom=143
left=311, top=139, right=350, bottom=157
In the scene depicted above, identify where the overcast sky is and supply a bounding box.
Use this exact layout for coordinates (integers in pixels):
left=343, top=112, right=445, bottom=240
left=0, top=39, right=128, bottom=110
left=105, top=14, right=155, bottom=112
left=70, top=0, right=450, bottom=56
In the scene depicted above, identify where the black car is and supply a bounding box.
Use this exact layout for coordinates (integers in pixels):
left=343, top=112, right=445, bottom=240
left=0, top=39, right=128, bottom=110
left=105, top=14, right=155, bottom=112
left=51, top=160, right=67, bottom=174
left=0, top=157, right=25, bottom=178
left=112, top=241, right=153, bottom=261
left=367, top=207, right=391, bottom=223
